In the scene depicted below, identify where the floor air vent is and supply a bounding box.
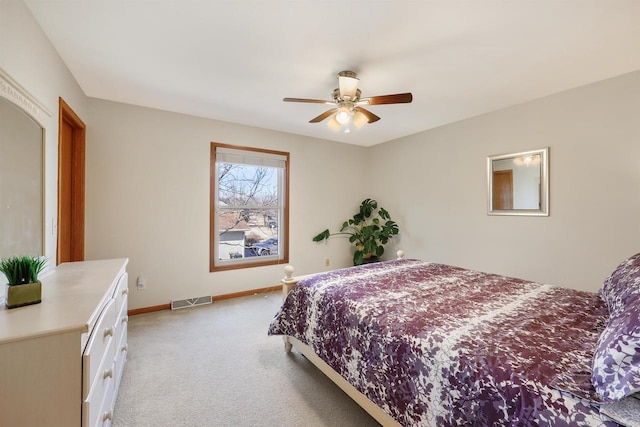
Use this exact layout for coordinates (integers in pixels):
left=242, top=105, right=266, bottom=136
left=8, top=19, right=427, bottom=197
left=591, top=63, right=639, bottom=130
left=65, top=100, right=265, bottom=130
left=171, top=296, right=213, bottom=310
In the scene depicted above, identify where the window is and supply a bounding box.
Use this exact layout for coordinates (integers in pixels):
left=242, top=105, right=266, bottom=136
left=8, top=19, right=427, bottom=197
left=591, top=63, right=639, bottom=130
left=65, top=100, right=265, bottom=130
left=210, top=143, right=289, bottom=271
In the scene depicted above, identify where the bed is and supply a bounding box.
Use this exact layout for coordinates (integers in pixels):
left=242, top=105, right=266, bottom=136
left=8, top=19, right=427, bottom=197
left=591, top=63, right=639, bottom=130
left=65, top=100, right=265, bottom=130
left=268, top=252, right=640, bottom=426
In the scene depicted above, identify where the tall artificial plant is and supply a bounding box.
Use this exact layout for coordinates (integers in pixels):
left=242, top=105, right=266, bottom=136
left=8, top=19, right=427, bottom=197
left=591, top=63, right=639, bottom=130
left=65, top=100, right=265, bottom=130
left=313, top=198, right=399, bottom=265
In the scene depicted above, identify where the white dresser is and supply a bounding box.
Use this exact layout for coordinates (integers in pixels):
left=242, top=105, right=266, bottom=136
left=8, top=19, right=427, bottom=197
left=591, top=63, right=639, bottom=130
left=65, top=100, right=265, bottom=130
left=0, top=258, right=129, bottom=427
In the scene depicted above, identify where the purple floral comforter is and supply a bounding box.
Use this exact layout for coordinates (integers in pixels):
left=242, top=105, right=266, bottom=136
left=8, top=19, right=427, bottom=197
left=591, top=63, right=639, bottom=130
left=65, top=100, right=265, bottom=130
left=268, top=259, right=621, bottom=426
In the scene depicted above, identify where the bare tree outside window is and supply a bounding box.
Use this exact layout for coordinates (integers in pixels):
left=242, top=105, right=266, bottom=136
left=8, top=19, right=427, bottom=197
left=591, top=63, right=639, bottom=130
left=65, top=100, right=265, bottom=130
left=218, top=163, right=277, bottom=235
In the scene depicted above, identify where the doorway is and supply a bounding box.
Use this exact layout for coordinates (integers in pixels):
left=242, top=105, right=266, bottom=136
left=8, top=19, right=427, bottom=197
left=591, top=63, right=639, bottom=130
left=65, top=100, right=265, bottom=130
left=492, top=169, right=513, bottom=210
left=57, top=98, right=86, bottom=264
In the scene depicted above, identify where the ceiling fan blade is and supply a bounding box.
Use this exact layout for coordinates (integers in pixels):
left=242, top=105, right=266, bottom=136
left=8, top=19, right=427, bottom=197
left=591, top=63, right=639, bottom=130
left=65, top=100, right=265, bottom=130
left=362, top=92, right=413, bottom=105
left=283, top=97, right=335, bottom=105
left=309, top=109, right=337, bottom=123
left=354, top=107, right=381, bottom=123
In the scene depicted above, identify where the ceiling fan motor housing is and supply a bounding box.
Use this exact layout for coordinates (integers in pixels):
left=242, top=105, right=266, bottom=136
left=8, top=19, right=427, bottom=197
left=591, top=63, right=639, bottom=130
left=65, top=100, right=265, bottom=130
left=337, top=70, right=360, bottom=101
left=337, top=70, right=357, bottom=79
left=332, top=88, right=361, bottom=103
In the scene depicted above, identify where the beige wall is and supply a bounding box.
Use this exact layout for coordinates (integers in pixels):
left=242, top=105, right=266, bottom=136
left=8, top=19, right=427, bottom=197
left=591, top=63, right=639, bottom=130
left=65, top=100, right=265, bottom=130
left=370, top=70, right=640, bottom=292
left=85, top=99, right=368, bottom=309
left=0, top=0, right=87, bottom=263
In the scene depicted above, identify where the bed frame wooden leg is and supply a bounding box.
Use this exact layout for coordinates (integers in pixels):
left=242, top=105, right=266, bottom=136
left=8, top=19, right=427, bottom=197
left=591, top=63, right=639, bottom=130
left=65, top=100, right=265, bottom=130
left=283, top=336, right=292, bottom=352
left=280, top=266, right=298, bottom=353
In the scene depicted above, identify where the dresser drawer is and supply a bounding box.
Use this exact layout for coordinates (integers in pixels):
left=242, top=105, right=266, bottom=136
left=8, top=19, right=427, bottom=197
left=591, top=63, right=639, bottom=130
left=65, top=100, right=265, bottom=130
left=113, top=272, right=128, bottom=313
left=83, top=360, right=115, bottom=427
left=83, top=298, right=117, bottom=400
left=114, top=331, right=128, bottom=396
left=116, top=322, right=128, bottom=358
left=114, top=295, right=128, bottom=347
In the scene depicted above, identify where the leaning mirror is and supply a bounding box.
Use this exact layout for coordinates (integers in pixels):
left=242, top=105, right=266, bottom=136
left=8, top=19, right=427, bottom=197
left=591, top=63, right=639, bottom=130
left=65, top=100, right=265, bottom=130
left=0, top=68, right=48, bottom=257
left=487, top=147, right=549, bottom=216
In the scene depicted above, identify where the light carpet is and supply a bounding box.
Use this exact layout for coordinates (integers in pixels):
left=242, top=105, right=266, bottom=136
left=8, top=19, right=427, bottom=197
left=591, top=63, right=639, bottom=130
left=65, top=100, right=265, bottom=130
left=112, top=291, right=380, bottom=426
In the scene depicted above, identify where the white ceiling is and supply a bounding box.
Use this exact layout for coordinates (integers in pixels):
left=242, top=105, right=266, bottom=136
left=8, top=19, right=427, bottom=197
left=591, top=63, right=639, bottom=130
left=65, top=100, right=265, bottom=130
left=24, top=0, right=640, bottom=147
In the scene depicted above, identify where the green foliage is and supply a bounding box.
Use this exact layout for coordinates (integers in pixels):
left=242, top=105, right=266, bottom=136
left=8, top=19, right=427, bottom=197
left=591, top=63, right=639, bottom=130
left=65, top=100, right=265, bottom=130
left=312, top=199, right=399, bottom=265
left=0, top=255, right=47, bottom=286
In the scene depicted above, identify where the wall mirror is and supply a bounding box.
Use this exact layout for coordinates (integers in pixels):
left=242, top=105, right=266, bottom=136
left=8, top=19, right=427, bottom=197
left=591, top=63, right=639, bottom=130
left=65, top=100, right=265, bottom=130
left=0, top=68, right=49, bottom=258
left=487, top=147, right=549, bottom=216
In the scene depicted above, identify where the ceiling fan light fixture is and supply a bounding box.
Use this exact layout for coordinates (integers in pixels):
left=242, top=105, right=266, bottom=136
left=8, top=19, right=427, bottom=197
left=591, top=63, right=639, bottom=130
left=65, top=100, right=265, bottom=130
left=335, top=106, right=351, bottom=125
left=327, top=114, right=342, bottom=131
left=352, top=110, right=368, bottom=128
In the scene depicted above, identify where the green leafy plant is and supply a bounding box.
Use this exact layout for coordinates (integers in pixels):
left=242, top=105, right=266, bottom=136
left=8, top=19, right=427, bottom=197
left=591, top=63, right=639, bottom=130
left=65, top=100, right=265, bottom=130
left=0, top=255, right=47, bottom=286
left=313, top=198, right=399, bottom=266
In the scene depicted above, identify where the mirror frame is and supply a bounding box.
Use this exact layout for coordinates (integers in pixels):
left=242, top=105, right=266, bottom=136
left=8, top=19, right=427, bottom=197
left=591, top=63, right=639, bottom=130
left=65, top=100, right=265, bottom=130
left=487, top=147, right=549, bottom=216
left=0, top=67, right=51, bottom=256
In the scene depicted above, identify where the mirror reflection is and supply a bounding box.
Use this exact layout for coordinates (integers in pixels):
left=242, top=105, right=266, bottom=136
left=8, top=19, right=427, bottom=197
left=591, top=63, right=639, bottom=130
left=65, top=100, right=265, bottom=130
left=487, top=147, right=549, bottom=216
left=0, top=97, right=44, bottom=257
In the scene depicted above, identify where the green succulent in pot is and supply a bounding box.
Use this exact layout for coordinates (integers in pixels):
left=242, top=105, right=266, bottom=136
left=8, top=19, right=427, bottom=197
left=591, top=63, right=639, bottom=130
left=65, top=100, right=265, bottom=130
left=1, top=255, right=47, bottom=308
left=313, top=198, right=399, bottom=266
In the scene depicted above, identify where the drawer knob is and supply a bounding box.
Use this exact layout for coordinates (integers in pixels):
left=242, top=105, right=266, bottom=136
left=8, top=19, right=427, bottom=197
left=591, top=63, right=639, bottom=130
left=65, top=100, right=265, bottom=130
left=121, top=315, right=129, bottom=324
left=103, top=368, right=113, bottom=379
left=122, top=288, right=129, bottom=296
left=104, top=327, right=115, bottom=337
left=103, top=411, right=113, bottom=421
left=120, top=344, right=128, bottom=352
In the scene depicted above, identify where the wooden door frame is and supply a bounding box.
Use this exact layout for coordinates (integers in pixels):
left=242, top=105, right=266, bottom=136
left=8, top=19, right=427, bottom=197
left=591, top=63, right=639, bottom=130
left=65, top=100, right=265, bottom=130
left=57, top=97, right=86, bottom=265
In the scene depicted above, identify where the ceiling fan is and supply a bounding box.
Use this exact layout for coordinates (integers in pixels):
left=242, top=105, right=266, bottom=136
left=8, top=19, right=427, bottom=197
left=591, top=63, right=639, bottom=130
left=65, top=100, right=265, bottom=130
left=283, top=71, right=413, bottom=132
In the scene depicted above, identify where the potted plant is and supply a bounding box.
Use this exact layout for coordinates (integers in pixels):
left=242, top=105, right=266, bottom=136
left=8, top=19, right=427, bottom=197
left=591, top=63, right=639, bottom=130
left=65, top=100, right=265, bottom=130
left=0, top=255, right=47, bottom=308
left=313, top=198, right=399, bottom=265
